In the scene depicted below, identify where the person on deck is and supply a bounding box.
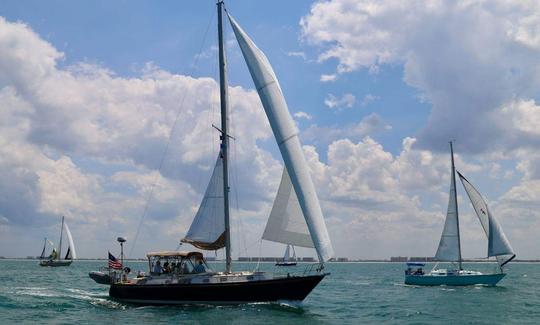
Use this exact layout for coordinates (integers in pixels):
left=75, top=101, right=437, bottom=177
left=194, top=260, right=206, bottom=273
left=153, top=260, right=162, bottom=275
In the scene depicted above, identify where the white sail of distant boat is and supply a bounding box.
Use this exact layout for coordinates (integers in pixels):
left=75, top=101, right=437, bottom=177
left=434, top=143, right=462, bottom=267
left=182, top=156, right=225, bottom=250
left=457, top=171, right=515, bottom=267
left=228, top=14, right=333, bottom=262
left=282, top=244, right=297, bottom=262
left=262, top=168, right=314, bottom=248
left=64, top=221, right=77, bottom=260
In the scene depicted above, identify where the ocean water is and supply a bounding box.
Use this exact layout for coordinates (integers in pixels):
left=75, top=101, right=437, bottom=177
left=0, top=260, right=538, bottom=324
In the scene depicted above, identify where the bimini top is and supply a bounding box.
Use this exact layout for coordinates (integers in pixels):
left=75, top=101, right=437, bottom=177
left=406, top=262, right=425, bottom=267
left=146, top=251, right=204, bottom=259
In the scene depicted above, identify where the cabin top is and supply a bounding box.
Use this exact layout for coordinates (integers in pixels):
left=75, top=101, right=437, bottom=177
left=146, top=251, right=203, bottom=259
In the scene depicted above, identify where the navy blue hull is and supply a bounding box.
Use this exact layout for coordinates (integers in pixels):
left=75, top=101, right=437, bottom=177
left=109, top=274, right=326, bottom=304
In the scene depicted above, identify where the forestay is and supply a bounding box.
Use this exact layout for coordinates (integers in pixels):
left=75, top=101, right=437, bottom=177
left=182, top=156, right=226, bottom=250
left=262, top=168, right=314, bottom=248
left=434, top=166, right=461, bottom=262
left=228, top=14, right=333, bottom=262
left=457, top=171, right=515, bottom=267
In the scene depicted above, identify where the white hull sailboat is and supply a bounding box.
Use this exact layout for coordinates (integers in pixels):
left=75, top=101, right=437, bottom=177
left=39, top=216, right=77, bottom=267
left=108, top=1, right=333, bottom=304
left=405, top=142, right=515, bottom=286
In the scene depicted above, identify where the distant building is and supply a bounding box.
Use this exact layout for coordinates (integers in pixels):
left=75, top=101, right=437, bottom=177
left=337, top=257, right=349, bottom=262
left=301, top=257, right=315, bottom=262
left=409, top=257, right=435, bottom=262
left=390, top=256, right=408, bottom=262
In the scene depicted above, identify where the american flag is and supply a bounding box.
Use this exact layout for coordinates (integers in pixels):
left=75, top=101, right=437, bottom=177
left=108, top=252, right=123, bottom=269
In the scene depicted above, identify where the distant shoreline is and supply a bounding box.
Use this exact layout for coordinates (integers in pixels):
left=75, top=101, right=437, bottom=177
left=2, top=258, right=540, bottom=263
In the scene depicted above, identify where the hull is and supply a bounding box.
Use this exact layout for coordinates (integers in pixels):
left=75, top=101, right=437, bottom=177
left=405, top=273, right=505, bottom=286
left=275, top=262, right=297, bottom=266
left=39, top=259, right=72, bottom=267
left=110, top=274, right=326, bottom=304
left=89, top=271, right=112, bottom=285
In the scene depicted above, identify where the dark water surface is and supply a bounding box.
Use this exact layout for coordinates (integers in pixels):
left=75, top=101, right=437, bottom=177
left=0, top=260, right=538, bottom=324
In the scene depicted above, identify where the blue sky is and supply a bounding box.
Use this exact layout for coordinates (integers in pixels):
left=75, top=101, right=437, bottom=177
left=0, top=0, right=539, bottom=260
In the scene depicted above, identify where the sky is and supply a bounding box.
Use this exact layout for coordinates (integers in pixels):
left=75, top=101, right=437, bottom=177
left=0, top=0, right=539, bottom=260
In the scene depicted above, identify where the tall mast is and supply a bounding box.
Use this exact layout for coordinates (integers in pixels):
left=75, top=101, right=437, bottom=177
left=217, top=0, right=232, bottom=273
left=58, top=216, right=64, bottom=260
left=450, top=141, right=462, bottom=270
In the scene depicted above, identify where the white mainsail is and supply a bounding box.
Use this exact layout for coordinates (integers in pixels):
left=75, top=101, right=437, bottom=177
left=434, top=166, right=461, bottom=262
left=283, top=245, right=290, bottom=262
left=64, top=221, right=77, bottom=259
left=262, top=168, right=315, bottom=248
left=182, top=155, right=226, bottom=250
left=228, top=14, right=333, bottom=262
left=457, top=171, right=515, bottom=267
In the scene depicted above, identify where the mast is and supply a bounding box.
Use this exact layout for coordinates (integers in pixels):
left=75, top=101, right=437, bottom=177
left=58, top=216, right=64, bottom=261
left=217, top=0, right=232, bottom=273
left=449, top=141, right=462, bottom=270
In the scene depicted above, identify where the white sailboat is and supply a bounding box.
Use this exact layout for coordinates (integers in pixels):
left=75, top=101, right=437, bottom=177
left=108, top=1, right=333, bottom=304
left=39, top=216, right=77, bottom=267
left=275, top=245, right=297, bottom=266
left=405, top=142, right=515, bottom=286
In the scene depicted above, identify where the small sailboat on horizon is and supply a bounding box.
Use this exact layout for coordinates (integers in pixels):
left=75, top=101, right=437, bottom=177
left=276, top=245, right=297, bottom=266
left=405, top=142, right=515, bottom=286
left=39, top=216, right=77, bottom=267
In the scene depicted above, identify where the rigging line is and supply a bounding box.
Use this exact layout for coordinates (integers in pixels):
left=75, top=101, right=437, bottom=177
left=129, top=6, right=216, bottom=258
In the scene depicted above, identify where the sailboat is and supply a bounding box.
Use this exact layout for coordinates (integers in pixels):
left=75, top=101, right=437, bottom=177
left=39, top=216, right=77, bottom=267
left=108, top=1, right=333, bottom=304
left=276, top=245, right=297, bottom=266
left=405, top=142, right=515, bottom=286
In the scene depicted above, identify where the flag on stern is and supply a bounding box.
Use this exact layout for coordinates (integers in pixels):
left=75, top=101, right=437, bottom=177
left=108, top=252, right=123, bottom=269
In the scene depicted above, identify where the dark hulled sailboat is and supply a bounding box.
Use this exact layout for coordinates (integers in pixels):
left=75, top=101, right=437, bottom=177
left=107, top=1, right=333, bottom=304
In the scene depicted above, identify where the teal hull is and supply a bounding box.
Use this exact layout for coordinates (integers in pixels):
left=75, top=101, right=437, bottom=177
left=405, top=273, right=505, bottom=286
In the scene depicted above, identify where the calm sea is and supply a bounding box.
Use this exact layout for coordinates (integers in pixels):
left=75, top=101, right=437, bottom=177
left=0, top=260, right=538, bottom=324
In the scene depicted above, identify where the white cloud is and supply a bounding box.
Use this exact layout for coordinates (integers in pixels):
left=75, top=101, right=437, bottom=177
left=293, top=111, right=312, bottom=120
left=320, top=73, right=337, bottom=82
left=360, top=94, right=378, bottom=107
left=287, top=51, right=307, bottom=60
left=301, top=0, right=540, bottom=154
left=324, top=93, right=356, bottom=109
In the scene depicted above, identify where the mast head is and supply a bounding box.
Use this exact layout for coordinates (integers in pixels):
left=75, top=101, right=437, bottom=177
left=117, top=237, right=127, bottom=243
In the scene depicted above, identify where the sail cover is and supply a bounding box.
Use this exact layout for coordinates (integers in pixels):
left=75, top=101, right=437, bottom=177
left=435, top=167, right=461, bottom=262
left=64, top=221, right=77, bottom=259
left=262, top=168, right=315, bottom=248
left=228, top=14, right=333, bottom=262
left=457, top=171, right=515, bottom=266
left=182, top=155, right=226, bottom=250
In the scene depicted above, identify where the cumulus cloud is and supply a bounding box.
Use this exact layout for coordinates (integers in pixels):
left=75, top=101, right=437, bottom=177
left=320, top=73, right=337, bottom=82
left=301, top=0, right=540, bottom=154
left=294, top=111, right=313, bottom=120
left=324, top=93, right=356, bottom=109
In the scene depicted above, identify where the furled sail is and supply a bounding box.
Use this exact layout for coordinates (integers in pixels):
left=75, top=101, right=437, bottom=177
left=64, top=222, right=77, bottom=259
left=181, top=155, right=226, bottom=250
left=457, top=171, right=515, bottom=267
left=262, top=168, right=314, bottom=248
left=228, top=14, right=333, bottom=262
left=435, top=166, right=461, bottom=262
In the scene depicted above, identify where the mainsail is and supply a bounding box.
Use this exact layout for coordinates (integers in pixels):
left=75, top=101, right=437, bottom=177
left=457, top=171, right=515, bottom=267
left=182, top=156, right=226, bottom=250
left=228, top=14, right=333, bottom=262
left=64, top=221, right=77, bottom=259
left=435, top=142, right=462, bottom=265
left=262, top=168, right=314, bottom=248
